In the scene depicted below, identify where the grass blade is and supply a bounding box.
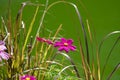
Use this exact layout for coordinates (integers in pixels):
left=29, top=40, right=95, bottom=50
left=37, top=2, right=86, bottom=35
left=101, top=36, right=120, bottom=79
left=99, top=31, right=120, bottom=53
left=22, top=6, right=39, bottom=61
left=59, top=52, right=81, bottom=79
left=107, top=63, right=120, bottom=80
left=78, top=38, right=89, bottom=80
left=32, top=0, right=49, bottom=49
left=54, top=65, right=74, bottom=80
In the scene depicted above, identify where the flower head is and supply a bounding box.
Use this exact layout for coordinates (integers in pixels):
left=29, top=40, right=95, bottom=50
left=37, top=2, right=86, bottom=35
left=0, top=41, right=10, bottom=61
left=20, top=75, right=36, bottom=80
left=54, top=38, right=76, bottom=53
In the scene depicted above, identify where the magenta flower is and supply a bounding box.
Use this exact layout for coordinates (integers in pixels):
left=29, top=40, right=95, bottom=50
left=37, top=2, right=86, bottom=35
left=0, top=41, right=10, bottom=61
left=36, top=36, right=53, bottom=45
left=20, top=75, right=36, bottom=80
left=54, top=38, right=76, bottom=53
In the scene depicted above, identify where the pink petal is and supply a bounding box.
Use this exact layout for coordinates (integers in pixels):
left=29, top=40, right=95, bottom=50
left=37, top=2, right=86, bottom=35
left=61, top=38, right=67, bottom=43
left=54, top=42, right=63, bottom=47
left=46, top=40, right=53, bottom=45
left=0, top=45, right=7, bottom=51
left=0, top=52, right=10, bottom=60
left=36, top=37, right=43, bottom=41
left=58, top=47, right=69, bottom=53
left=67, top=39, right=73, bottom=44
left=0, top=41, right=5, bottom=45
left=36, top=37, right=46, bottom=42
left=68, top=45, right=76, bottom=51
left=21, top=75, right=36, bottom=80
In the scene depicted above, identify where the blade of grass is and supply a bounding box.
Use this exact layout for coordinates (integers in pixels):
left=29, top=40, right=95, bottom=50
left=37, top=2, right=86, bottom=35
left=99, top=31, right=120, bottom=53
left=86, top=19, right=97, bottom=80
left=1, top=17, right=10, bottom=42
left=36, top=1, right=49, bottom=80
left=7, top=0, right=11, bottom=33
left=22, top=6, right=39, bottom=62
left=14, top=2, right=28, bottom=35
left=21, top=1, right=44, bottom=61
left=78, top=38, right=89, bottom=80
left=86, top=19, right=92, bottom=42
left=32, top=0, right=49, bottom=50
left=98, top=31, right=120, bottom=79
left=46, top=61, right=63, bottom=66
left=97, top=49, right=100, bottom=80
left=54, top=65, right=74, bottom=80
left=107, top=63, right=120, bottom=80
left=58, top=52, right=81, bottom=79
left=101, top=36, right=120, bottom=79
left=1, top=17, right=8, bottom=34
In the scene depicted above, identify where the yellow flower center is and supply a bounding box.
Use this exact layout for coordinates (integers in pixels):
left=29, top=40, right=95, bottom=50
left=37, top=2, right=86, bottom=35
left=26, top=77, right=30, bottom=80
left=64, top=43, right=68, bottom=46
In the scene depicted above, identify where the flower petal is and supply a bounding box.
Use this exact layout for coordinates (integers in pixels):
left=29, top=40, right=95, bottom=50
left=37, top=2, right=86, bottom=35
left=68, top=45, right=76, bottom=51
left=46, top=40, right=53, bottom=45
left=0, top=41, right=5, bottom=45
left=67, top=39, right=73, bottom=44
left=58, top=47, right=69, bottom=53
left=54, top=42, right=62, bottom=47
left=61, top=38, right=67, bottom=43
left=20, top=75, right=36, bottom=80
left=0, top=45, right=7, bottom=51
left=36, top=37, right=46, bottom=42
left=0, top=52, right=10, bottom=60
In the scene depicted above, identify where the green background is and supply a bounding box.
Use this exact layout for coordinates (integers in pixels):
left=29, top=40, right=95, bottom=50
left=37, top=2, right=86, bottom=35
left=0, top=0, right=120, bottom=79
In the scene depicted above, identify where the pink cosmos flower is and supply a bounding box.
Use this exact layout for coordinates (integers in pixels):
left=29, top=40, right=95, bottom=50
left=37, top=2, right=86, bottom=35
left=0, top=41, right=10, bottom=61
left=54, top=38, right=76, bottom=53
left=36, top=36, right=53, bottom=45
left=20, top=75, right=36, bottom=80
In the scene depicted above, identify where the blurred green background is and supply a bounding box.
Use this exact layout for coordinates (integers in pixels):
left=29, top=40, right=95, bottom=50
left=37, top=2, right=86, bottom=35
left=0, top=0, right=120, bottom=79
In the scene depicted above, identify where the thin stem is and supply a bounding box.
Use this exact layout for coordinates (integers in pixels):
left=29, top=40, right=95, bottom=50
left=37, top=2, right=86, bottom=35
left=3, top=33, right=10, bottom=42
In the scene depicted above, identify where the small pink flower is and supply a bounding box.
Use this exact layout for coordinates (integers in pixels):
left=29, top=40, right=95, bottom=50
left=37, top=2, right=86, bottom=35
left=54, top=38, right=76, bottom=53
left=0, top=41, right=10, bottom=61
left=36, top=36, right=53, bottom=45
left=20, top=75, right=36, bottom=80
